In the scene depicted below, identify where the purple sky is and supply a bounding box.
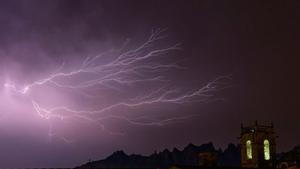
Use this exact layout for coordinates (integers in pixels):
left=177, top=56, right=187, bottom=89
left=0, top=1, right=299, bottom=168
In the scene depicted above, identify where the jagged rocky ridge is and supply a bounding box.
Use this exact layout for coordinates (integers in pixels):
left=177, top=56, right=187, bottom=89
left=76, top=142, right=241, bottom=169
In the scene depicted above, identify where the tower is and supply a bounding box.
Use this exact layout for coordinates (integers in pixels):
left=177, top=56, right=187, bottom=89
left=240, top=121, right=277, bottom=168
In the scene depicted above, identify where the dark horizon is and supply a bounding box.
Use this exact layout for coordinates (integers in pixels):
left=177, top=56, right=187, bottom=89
left=0, top=0, right=299, bottom=168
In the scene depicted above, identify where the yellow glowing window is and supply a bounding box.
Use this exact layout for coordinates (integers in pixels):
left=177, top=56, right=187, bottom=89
left=246, top=140, right=252, bottom=159
left=264, top=139, right=270, bottom=160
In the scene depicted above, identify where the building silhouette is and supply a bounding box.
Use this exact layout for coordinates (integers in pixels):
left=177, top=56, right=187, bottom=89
left=240, top=121, right=277, bottom=168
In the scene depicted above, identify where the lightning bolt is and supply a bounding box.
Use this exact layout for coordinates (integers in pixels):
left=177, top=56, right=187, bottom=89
left=3, top=28, right=232, bottom=142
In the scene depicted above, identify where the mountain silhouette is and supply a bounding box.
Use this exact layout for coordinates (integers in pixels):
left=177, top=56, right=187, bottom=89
left=76, top=142, right=241, bottom=169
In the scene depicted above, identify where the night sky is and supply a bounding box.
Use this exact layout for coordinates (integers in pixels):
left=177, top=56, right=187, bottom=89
left=0, top=0, right=299, bottom=168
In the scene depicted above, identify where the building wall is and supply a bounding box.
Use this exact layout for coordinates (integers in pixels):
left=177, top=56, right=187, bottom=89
left=199, top=152, right=217, bottom=167
left=240, top=123, right=276, bottom=168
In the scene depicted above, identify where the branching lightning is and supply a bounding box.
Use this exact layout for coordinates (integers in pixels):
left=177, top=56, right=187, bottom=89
left=3, top=29, right=231, bottom=142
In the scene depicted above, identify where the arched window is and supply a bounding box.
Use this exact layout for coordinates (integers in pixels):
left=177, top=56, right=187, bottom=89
left=246, top=140, right=252, bottom=159
left=264, top=139, right=270, bottom=160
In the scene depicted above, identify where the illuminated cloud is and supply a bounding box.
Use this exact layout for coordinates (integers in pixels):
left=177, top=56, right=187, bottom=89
left=2, top=29, right=231, bottom=142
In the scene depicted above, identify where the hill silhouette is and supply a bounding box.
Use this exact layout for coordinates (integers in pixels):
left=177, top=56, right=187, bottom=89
left=76, top=142, right=241, bottom=169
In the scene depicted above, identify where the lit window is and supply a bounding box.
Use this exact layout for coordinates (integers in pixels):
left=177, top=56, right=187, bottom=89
left=246, top=140, right=252, bottom=159
left=264, top=139, right=270, bottom=160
